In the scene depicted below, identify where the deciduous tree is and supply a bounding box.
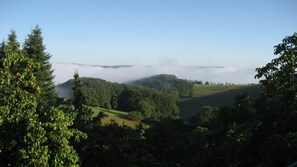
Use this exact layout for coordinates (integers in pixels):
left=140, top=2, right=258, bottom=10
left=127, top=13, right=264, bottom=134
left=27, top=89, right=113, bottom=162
left=255, top=33, right=297, bottom=111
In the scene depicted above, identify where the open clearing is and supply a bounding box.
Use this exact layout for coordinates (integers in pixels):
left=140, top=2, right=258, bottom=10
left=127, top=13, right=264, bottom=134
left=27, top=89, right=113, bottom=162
left=178, top=84, right=261, bottom=119
left=89, top=106, right=143, bottom=128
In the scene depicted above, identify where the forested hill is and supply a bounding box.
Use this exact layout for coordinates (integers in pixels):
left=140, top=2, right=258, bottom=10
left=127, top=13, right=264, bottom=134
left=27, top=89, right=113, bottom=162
left=56, top=77, right=180, bottom=120
left=129, top=74, right=194, bottom=98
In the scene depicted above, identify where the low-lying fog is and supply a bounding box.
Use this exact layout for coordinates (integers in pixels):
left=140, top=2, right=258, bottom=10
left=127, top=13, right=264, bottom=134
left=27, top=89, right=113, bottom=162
left=53, top=63, right=259, bottom=85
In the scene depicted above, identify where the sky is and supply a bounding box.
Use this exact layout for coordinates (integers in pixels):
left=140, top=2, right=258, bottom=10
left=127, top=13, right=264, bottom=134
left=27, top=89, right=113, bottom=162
left=1, top=0, right=296, bottom=84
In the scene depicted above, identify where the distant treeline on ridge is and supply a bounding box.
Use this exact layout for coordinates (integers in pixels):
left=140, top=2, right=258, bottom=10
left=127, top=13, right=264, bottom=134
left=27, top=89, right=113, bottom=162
left=57, top=76, right=182, bottom=120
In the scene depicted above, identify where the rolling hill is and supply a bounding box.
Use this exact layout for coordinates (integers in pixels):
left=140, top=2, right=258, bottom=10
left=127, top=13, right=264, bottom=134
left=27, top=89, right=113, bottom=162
left=129, top=74, right=194, bottom=98
left=178, top=84, right=261, bottom=119
left=56, top=77, right=180, bottom=120
left=56, top=75, right=261, bottom=121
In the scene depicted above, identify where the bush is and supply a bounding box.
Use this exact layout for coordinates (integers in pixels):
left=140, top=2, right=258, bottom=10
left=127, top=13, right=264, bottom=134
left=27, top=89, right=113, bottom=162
left=104, top=101, right=112, bottom=110
left=128, top=111, right=143, bottom=121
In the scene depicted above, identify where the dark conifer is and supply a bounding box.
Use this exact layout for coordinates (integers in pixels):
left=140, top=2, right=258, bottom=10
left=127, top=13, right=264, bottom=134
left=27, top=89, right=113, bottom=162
left=23, top=26, right=57, bottom=109
left=72, top=71, right=93, bottom=130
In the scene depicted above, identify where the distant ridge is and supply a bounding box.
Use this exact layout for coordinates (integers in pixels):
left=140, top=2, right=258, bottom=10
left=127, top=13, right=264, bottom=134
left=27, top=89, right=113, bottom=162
left=193, top=66, right=224, bottom=69
left=56, top=63, right=133, bottom=69
left=55, top=63, right=224, bottom=69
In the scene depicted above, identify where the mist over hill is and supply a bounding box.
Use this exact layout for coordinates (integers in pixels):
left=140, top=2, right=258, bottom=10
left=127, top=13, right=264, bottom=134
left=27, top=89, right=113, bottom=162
left=56, top=77, right=180, bottom=120
left=52, top=63, right=259, bottom=85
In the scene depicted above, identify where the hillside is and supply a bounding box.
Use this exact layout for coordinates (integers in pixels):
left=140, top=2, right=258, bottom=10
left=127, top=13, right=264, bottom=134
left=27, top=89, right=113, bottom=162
left=89, top=106, right=144, bottom=128
left=178, top=84, right=261, bottom=119
left=56, top=77, right=180, bottom=120
left=57, top=76, right=262, bottom=121
left=130, top=74, right=194, bottom=98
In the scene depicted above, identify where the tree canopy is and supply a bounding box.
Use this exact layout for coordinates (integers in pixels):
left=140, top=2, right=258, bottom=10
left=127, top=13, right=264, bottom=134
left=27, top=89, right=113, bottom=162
left=0, top=29, right=80, bottom=166
left=1, top=27, right=297, bottom=167
left=131, top=74, right=194, bottom=99
left=255, top=32, right=297, bottom=112
left=57, top=77, right=180, bottom=120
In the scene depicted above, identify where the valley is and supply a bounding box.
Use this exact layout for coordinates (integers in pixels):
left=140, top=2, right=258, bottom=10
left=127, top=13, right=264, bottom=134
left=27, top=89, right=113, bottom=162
left=57, top=75, right=261, bottom=124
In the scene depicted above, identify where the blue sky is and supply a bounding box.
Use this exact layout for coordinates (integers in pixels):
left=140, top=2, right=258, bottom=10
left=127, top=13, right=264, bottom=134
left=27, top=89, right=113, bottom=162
left=1, top=0, right=296, bottom=83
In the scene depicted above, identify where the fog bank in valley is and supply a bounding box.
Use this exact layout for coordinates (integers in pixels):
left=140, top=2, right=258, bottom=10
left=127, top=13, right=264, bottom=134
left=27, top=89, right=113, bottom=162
left=53, top=63, right=259, bottom=85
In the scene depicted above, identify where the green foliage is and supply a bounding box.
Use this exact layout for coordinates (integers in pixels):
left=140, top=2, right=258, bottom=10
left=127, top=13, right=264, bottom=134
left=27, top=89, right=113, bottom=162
left=72, top=72, right=93, bottom=130
left=189, top=106, right=218, bottom=125
left=2, top=27, right=296, bottom=167
left=72, top=74, right=89, bottom=117
left=131, top=74, right=194, bottom=98
left=103, top=101, right=112, bottom=110
left=90, top=106, right=142, bottom=128
left=199, top=106, right=216, bottom=122
left=0, top=31, right=46, bottom=166
left=255, top=32, right=297, bottom=112
left=23, top=26, right=57, bottom=109
left=79, top=121, right=156, bottom=167
left=43, top=108, right=81, bottom=167
left=72, top=72, right=93, bottom=131
left=118, top=87, right=180, bottom=120
left=73, top=72, right=85, bottom=111
left=172, top=33, right=297, bottom=166
left=136, top=99, right=156, bottom=119
left=57, top=77, right=124, bottom=108
left=254, top=32, right=297, bottom=165
left=0, top=29, right=79, bottom=166
left=178, top=84, right=261, bottom=119
left=145, top=119, right=190, bottom=166
left=57, top=77, right=180, bottom=120
left=128, top=111, right=143, bottom=121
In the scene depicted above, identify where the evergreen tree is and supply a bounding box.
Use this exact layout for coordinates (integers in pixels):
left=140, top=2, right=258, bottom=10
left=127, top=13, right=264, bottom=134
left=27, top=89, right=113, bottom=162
left=23, top=26, right=57, bottom=109
left=69, top=72, right=94, bottom=166
left=72, top=71, right=93, bottom=130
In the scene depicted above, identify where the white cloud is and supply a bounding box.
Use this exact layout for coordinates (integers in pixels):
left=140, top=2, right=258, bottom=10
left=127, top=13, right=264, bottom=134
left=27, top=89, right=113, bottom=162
left=52, top=63, right=259, bottom=85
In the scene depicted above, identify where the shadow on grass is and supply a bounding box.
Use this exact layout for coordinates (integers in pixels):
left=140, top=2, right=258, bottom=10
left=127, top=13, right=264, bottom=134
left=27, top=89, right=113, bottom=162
left=101, top=108, right=129, bottom=119
left=178, top=85, right=261, bottom=119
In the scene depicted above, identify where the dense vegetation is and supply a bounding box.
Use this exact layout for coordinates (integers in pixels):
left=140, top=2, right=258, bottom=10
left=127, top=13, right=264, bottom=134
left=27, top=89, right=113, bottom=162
left=1, top=27, right=296, bottom=166
left=57, top=77, right=179, bottom=120
left=130, top=74, right=194, bottom=99
left=0, top=28, right=81, bottom=166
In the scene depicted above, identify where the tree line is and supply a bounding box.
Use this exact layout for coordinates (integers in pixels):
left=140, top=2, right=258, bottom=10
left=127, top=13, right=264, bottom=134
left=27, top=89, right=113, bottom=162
left=57, top=77, right=180, bottom=120
left=130, top=74, right=194, bottom=99
left=0, top=27, right=296, bottom=166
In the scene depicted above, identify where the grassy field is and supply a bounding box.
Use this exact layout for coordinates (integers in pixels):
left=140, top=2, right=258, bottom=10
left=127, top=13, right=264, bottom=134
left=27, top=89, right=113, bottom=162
left=89, top=106, right=143, bottom=128
left=192, top=85, right=242, bottom=97
left=178, top=84, right=261, bottom=119
left=87, top=84, right=261, bottom=124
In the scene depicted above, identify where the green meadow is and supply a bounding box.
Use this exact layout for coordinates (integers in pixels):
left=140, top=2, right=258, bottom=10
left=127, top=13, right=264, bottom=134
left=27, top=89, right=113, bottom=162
left=89, top=106, right=143, bottom=128
left=178, top=84, right=261, bottom=119
left=89, top=84, right=261, bottom=122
